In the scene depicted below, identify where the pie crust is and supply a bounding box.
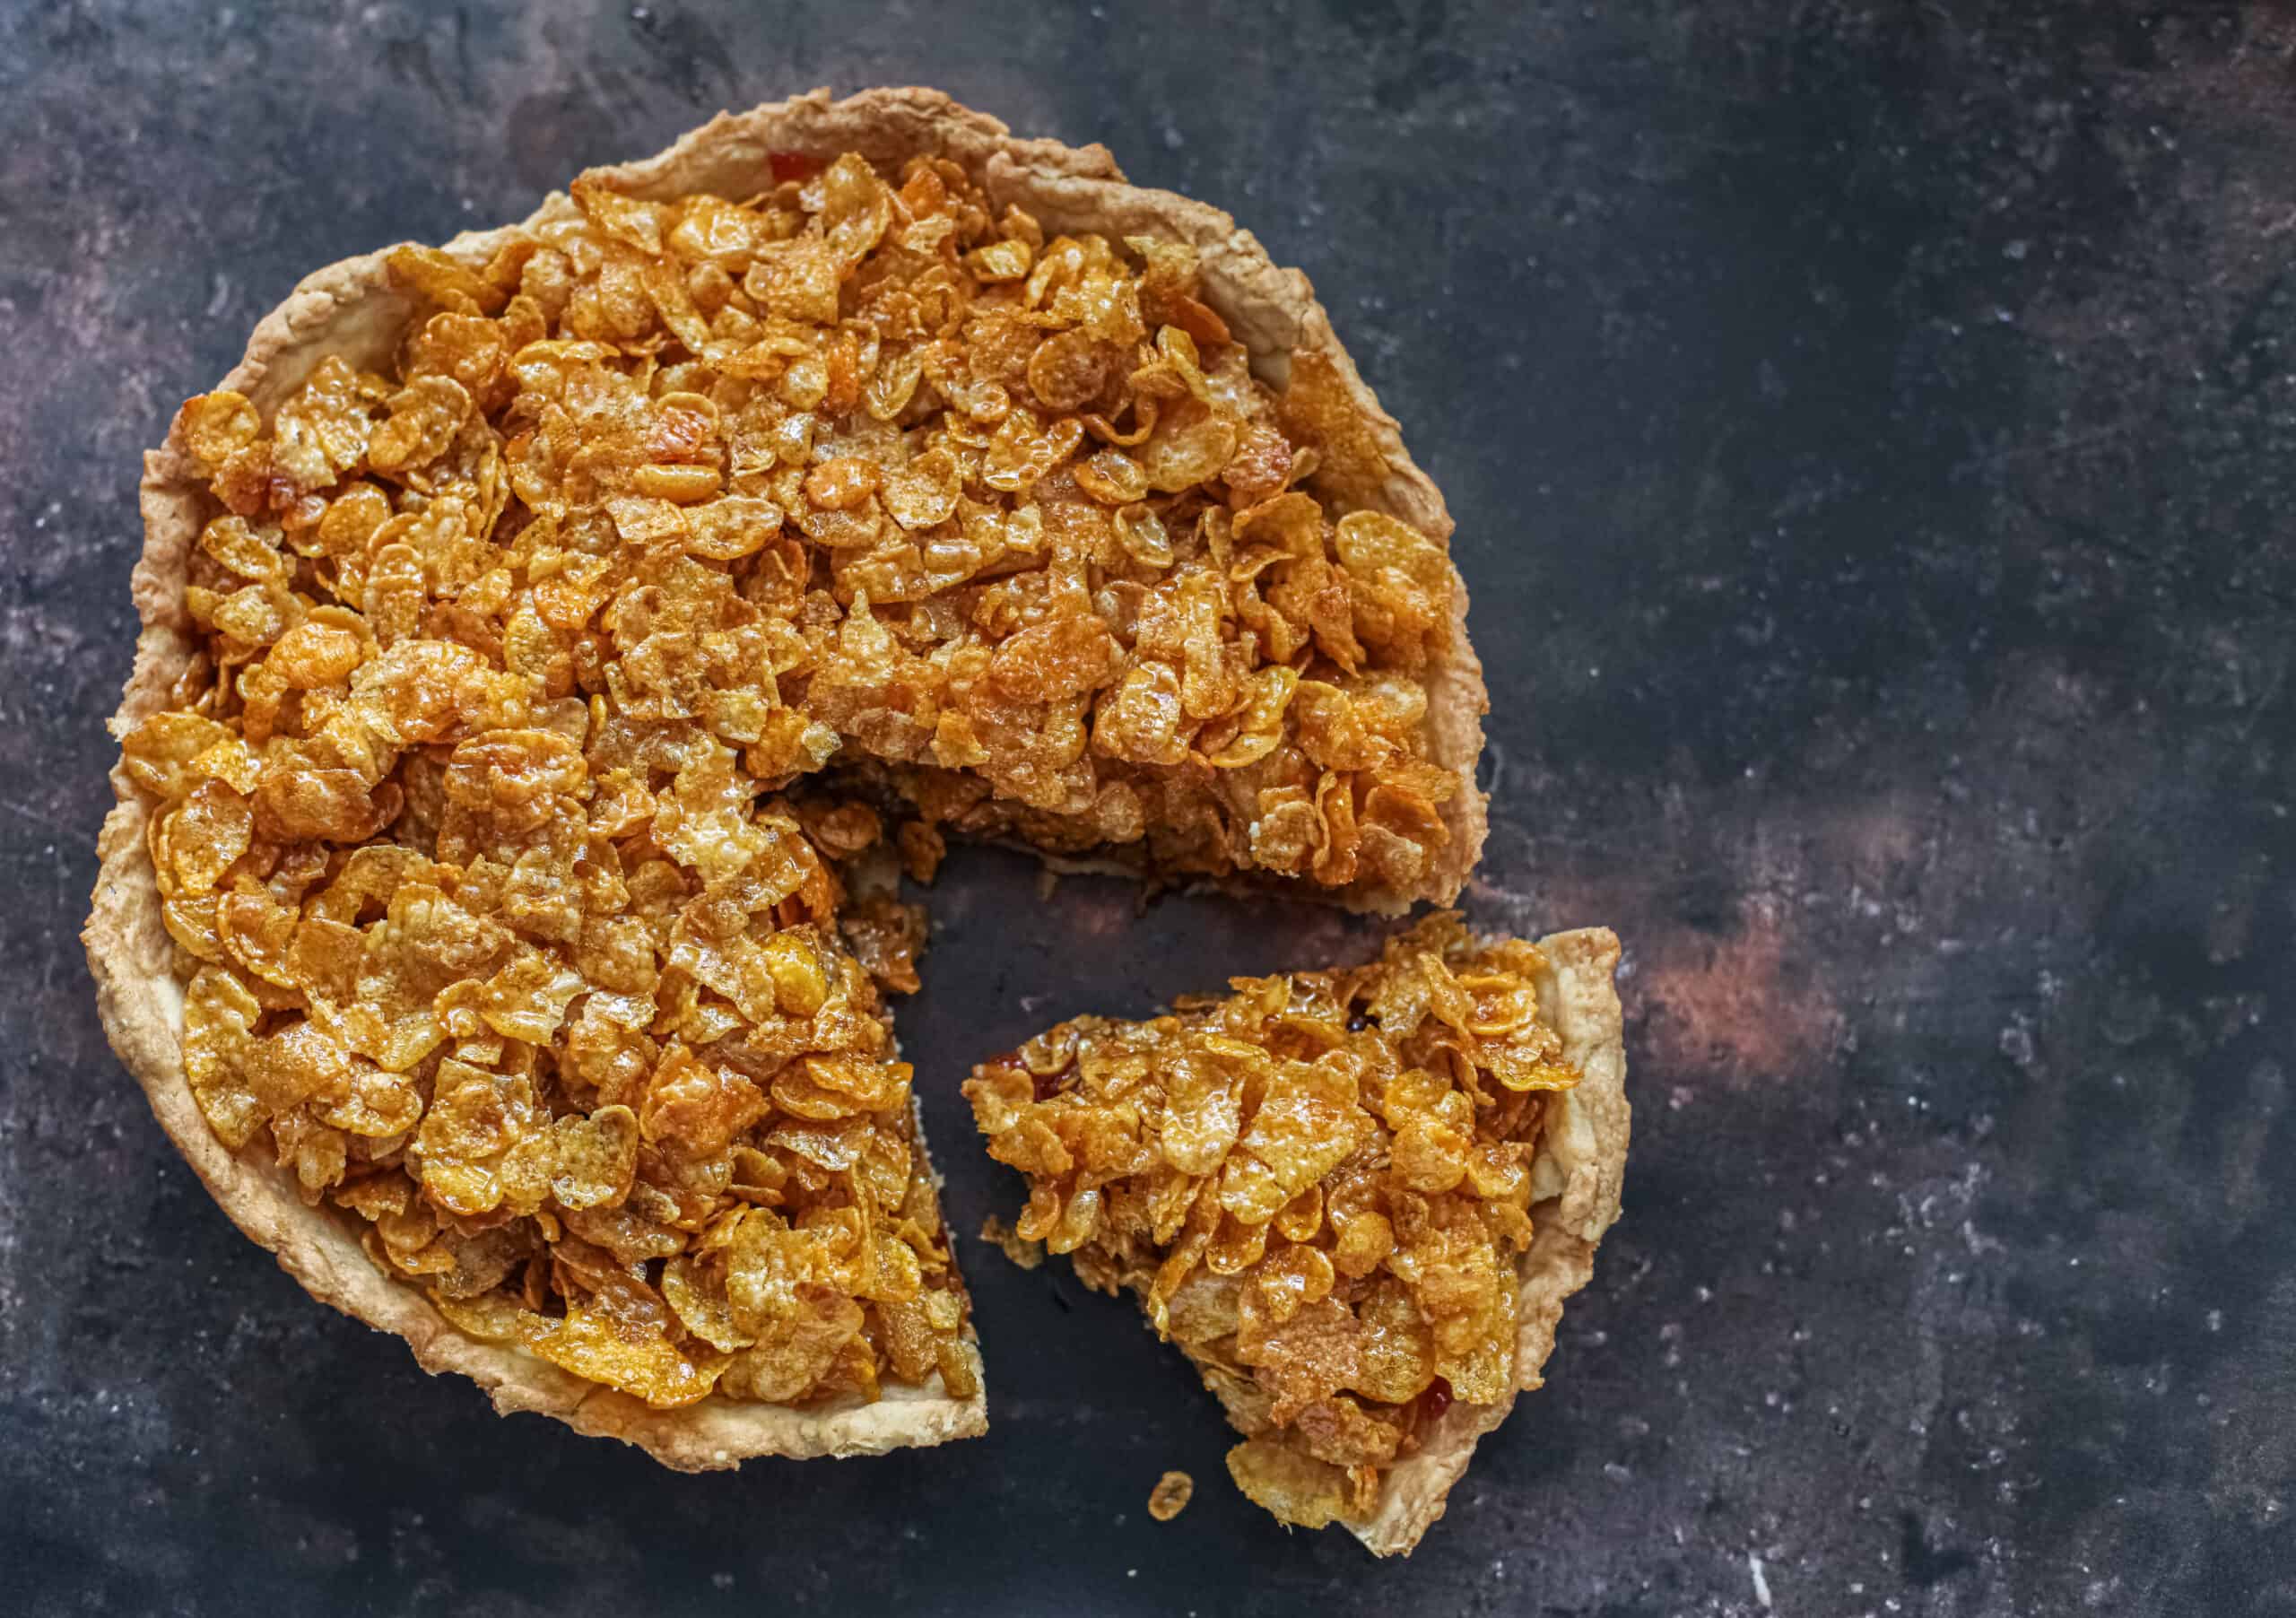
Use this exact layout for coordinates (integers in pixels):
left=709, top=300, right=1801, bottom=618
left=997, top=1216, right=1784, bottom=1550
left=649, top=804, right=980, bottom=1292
left=85, top=86, right=1505, bottom=1472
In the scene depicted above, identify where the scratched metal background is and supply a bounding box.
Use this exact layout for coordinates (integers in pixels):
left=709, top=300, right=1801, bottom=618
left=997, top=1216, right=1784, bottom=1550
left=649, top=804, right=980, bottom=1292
left=4, top=2, right=2293, bottom=1614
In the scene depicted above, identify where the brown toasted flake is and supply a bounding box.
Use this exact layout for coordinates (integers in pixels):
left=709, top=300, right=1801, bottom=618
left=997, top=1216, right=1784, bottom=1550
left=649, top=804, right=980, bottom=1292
left=1148, top=1468, right=1196, bottom=1521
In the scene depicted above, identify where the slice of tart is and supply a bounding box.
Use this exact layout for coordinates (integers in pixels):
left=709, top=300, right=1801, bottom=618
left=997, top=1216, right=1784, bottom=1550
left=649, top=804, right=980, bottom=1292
left=86, top=86, right=1492, bottom=1464
left=964, top=915, right=1628, bottom=1553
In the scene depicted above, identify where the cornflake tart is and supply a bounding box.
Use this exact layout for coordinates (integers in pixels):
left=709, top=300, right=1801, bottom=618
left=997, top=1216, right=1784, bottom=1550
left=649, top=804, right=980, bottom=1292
left=966, top=916, right=1627, bottom=1554
left=84, top=86, right=1501, bottom=1468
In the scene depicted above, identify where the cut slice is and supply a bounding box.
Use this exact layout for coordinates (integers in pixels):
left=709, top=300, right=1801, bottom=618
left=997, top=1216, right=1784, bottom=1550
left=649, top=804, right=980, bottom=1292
left=964, top=915, right=1628, bottom=1554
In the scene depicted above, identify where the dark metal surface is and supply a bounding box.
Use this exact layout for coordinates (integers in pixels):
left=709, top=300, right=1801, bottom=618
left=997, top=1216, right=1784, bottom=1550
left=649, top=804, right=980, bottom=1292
left=5, top=1, right=2294, bottom=1613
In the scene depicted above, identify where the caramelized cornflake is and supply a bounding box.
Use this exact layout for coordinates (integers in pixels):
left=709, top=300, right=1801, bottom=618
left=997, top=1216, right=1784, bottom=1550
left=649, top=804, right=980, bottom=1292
left=963, top=914, right=1578, bottom=1526
left=1148, top=1468, right=1196, bottom=1521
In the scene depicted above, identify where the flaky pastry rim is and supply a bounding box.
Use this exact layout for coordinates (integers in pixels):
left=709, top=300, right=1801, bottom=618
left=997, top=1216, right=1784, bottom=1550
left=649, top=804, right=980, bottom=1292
left=83, top=84, right=1490, bottom=1469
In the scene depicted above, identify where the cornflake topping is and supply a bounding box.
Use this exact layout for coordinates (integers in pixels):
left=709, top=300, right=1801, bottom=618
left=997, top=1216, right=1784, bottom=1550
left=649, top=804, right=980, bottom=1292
left=129, top=144, right=1462, bottom=1414
left=963, top=915, right=1578, bottom=1527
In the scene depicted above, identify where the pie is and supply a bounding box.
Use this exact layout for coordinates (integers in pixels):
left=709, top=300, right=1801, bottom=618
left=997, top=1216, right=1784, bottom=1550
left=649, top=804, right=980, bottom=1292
left=966, top=915, right=1626, bottom=1554
left=83, top=83, right=1618, bottom=1522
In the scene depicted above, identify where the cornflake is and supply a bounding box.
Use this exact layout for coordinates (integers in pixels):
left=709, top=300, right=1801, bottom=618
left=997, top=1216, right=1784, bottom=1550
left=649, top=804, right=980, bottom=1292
left=1148, top=1468, right=1195, bottom=1522
left=964, top=915, right=1579, bottom=1532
